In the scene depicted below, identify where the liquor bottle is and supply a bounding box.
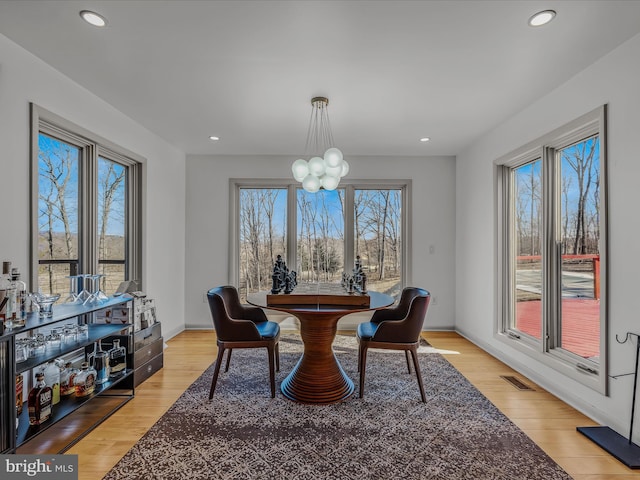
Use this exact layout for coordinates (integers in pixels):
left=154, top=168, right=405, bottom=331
left=93, top=340, right=110, bottom=385
left=1, top=262, right=15, bottom=328
left=41, top=361, right=61, bottom=405
left=28, top=372, right=52, bottom=425
left=10, top=268, right=27, bottom=327
left=16, top=374, right=24, bottom=416
left=108, top=339, right=127, bottom=379
left=0, top=261, right=10, bottom=324
left=60, top=361, right=78, bottom=397
left=74, top=362, right=97, bottom=398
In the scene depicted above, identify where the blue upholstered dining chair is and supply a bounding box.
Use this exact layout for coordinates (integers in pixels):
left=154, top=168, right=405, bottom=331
left=356, top=287, right=431, bottom=402
left=206, top=286, right=280, bottom=399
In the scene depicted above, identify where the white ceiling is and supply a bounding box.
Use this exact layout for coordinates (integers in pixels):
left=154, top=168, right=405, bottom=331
left=1, top=0, right=640, bottom=157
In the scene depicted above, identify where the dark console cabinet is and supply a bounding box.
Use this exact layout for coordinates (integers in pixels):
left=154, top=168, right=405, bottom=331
left=1, top=296, right=135, bottom=454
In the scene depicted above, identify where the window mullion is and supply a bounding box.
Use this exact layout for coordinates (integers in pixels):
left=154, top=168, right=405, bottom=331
left=542, top=146, right=557, bottom=353
left=84, top=145, right=98, bottom=275
left=502, top=167, right=515, bottom=334
left=343, top=184, right=355, bottom=272
left=286, top=184, right=297, bottom=271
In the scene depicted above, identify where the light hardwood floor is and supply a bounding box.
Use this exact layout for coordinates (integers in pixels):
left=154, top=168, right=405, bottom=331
left=67, top=330, right=640, bottom=479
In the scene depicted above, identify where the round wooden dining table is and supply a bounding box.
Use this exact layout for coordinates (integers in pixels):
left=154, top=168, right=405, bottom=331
left=247, top=290, right=394, bottom=404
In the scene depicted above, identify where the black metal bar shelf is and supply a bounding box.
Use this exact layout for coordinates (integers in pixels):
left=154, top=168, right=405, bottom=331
left=15, top=323, right=131, bottom=375
left=16, top=369, right=134, bottom=448
left=1, top=295, right=131, bottom=338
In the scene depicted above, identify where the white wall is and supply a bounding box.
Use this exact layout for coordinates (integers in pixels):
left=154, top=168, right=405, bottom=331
left=185, top=154, right=456, bottom=330
left=0, top=34, right=187, bottom=340
left=456, top=32, right=640, bottom=440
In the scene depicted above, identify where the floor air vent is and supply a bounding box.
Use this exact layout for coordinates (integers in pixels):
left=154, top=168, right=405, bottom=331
left=500, top=375, right=534, bottom=391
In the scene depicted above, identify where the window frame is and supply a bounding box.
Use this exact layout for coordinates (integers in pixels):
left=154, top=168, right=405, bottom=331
left=30, top=104, right=144, bottom=293
left=229, top=178, right=412, bottom=292
left=495, top=105, right=608, bottom=394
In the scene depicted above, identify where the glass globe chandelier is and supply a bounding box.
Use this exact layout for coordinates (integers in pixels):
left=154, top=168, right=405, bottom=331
left=291, top=97, right=348, bottom=193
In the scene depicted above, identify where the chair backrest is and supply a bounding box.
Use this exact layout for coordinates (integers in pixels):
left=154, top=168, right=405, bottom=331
left=207, top=286, right=262, bottom=341
left=370, top=287, right=424, bottom=323
left=371, top=287, right=430, bottom=343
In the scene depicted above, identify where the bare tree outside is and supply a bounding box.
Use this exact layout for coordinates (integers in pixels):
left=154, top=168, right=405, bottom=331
left=354, top=189, right=402, bottom=296
left=237, top=186, right=404, bottom=301
left=37, top=134, right=79, bottom=294
left=562, top=136, right=599, bottom=255
left=97, top=157, right=127, bottom=292
left=239, top=188, right=287, bottom=298
left=297, top=189, right=344, bottom=284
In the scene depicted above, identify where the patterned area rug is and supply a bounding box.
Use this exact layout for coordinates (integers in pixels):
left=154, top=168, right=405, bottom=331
left=104, top=334, right=571, bottom=480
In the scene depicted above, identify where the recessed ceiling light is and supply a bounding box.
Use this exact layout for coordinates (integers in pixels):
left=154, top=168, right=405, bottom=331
left=209, top=136, right=220, bottom=141
left=79, top=10, right=108, bottom=27
left=528, top=10, right=556, bottom=27
left=420, top=137, right=431, bottom=143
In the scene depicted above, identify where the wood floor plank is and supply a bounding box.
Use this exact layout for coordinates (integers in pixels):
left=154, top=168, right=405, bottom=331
left=423, top=332, right=640, bottom=480
left=63, top=330, right=640, bottom=479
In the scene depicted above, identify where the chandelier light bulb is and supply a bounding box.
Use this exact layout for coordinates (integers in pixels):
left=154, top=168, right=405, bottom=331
left=321, top=174, right=340, bottom=191
left=324, top=147, right=343, bottom=168
left=302, top=174, right=321, bottom=193
left=340, top=160, right=350, bottom=177
left=308, top=156, right=326, bottom=177
left=292, top=159, right=310, bottom=182
left=324, top=164, right=343, bottom=178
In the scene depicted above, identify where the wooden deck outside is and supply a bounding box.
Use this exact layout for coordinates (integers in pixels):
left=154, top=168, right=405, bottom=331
left=516, top=298, right=600, bottom=359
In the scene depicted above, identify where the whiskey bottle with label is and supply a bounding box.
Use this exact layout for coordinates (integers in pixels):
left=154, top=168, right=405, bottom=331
left=28, top=372, right=52, bottom=425
left=60, top=361, right=78, bottom=397
left=74, top=362, right=97, bottom=398
left=108, top=338, right=127, bottom=379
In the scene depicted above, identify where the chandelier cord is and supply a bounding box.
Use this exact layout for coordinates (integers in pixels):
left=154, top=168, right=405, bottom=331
left=304, top=106, right=315, bottom=155
left=304, top=98, right=336, bottom=156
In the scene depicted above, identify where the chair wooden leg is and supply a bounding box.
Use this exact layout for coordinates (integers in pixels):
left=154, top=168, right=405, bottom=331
left=410, top=345, right=427, bottom=403
left=359, top=344, right=369, bottom=398
left=405, top=350, right=412, bottom=373
left=209, top=346, right=226, bottom=400
left=267, top=344, right=276, bottom=398
left=275, top=341, right=280, bottom=372
left=224, top=348, right=232, bottom=372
